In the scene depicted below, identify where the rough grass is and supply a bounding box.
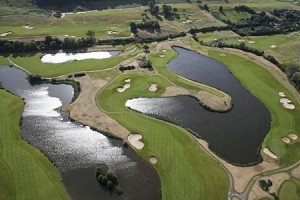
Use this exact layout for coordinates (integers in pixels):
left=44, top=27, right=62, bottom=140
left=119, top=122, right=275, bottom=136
left=98, top=72, right=229, bottom=200
left=206, top=48, right=300, bottom=167
left=0, top=90, right=69, bottom=200
left=279, top=180, right=299, bottom=200
left=223, top=32, right=300, bottom=69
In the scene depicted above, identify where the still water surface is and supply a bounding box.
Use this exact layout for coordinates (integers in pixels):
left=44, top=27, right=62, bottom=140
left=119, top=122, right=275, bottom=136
left=0, top=66, right=160, bottom=200
left=126, top=47, right=271, bottom=165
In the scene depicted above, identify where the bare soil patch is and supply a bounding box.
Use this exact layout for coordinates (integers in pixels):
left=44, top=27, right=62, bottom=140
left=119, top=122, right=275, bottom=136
left=63, top=75, right=130, bottom=139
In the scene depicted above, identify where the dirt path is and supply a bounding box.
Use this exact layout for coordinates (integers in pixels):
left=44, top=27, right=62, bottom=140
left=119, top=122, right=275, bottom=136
left=64, top=75, right=130, bottom=139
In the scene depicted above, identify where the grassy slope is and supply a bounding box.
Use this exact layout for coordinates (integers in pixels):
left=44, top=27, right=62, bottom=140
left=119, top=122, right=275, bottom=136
left=98, top=72, right=229, bottom=200
left=197, top=30, right=240, bottom=45
left=206, top=48, right=300, bottom=166
left=279, top=180, right=300, bottom=200
left=0, top=90, right=69, bottom=200
left=223, top=32, right=300, bottom=68
left=1, top=48, right=141, bottom=77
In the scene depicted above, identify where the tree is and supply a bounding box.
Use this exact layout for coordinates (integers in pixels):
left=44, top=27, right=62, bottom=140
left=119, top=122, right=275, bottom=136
left=219, top=6, right=223, bottom=13
left=129, top=22, right=138, bottom=34
left=86, top=30, right=95, bottom=38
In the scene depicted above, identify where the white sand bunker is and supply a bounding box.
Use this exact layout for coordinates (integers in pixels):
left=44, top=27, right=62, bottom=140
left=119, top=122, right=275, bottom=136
left=41, top=51, right=115, bottom=64
left=0, top=31, right=12, bottom=37
left=149, top=156, right=157, bottom=164
left=117, top=83, right=130, bottom=92
left=23, top=24, right=34, bottom=29
left=238, top=39, right=245, bottom=42
left=196, top=19, right=202, bottom=22
left=149, top=84, right=157, bottom=92
left=263, top=148, right=278, bottom=159
left=289, top=134, right=298, bottom=140
left=111, top=26, right=118, bottom=29
left=278, top=92, right=286, bottom=97
left=248, top=41, right=256, bottom=44
left=159, top=54, right=165, bottom=57
left=107, top=30, right=119, bottom=35
left=270, top=45, right=277, bottom=48
left=282, top=137, right=290, bottom=144
left=280, top=98, right=295, bottom=109
left=64, top=35, right=76, bottom=38
left=125, top=79, right=131, bottom=83
left=128, top=134, right=144, bottom=149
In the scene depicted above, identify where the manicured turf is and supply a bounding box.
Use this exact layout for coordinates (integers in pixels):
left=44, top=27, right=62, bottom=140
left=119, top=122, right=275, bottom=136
left=279, top=180, right=299, bottom=200
left=206, top=48, right=300, bottom=166
left=0, top=47, right=141, bottom=77
left=223, top=32, right=300, bottom=69
left=0, top=90, right=69, bottom=200
left=98, top=72, right=229, bottom=200
left=212, top=8, right=252, bottom=23
left=197, top=30, right=239, bottom=45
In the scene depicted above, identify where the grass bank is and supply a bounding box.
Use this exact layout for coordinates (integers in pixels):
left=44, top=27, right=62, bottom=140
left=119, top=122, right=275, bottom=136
left=205, top=48, right=300, bottom=166
left=0, top=90, right=69, bottom=200
left=98, top=72, right=229, bottom=199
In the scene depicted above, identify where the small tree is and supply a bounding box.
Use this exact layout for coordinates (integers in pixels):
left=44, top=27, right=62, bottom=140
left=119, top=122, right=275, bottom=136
left=86, top=30, right=95, bottom=38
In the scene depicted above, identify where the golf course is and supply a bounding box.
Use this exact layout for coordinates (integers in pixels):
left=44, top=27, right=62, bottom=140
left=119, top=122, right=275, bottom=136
left=0, top=0, right=300, bottom=200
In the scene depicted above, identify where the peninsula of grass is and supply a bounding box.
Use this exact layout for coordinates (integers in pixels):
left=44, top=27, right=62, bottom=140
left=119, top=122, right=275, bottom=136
left=0, top=90, right=69, bottom=200
left=205, top=47, right=300, bottom=166
left=279, top=180, right=300, bottom=200
left=0, top=47, right=141, bottom=77
left=98, top=72, right=229, bottom=199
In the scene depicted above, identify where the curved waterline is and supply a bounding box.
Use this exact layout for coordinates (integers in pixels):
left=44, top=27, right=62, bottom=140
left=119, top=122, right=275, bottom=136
left=126, top=46, right=271, bottom=165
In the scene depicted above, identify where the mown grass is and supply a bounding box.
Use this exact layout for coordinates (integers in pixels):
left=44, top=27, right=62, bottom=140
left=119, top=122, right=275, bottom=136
left=279, top=180, right=299, bottom=200
left=148, top=48, right=225, bottom=97
left=223, top=32, right=300, bottom=69
left=0, top=90, right=69, bottom=200
left=0, top=47, right=141, bottom=77
left=212, top=8, right=252, bottom=23
left=197, top=30, right=239, bottom=45
left=98, top=72, right=229, bottom=200
left=206, top=48, right=300, bottom=166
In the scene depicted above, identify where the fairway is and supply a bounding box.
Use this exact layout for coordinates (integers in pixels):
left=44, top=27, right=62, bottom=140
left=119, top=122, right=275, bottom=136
left=206, top=48, right=300, bottom=166
left=98, top=72, right=229, bottom=199
left=0, top=90, right=69, bottom=200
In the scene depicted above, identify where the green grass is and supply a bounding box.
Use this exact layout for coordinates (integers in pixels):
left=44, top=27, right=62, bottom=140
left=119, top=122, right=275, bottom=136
left=206, top=48, right=300, bottom=166
left=0, top=90, right=69, bottom=200
left=148, top=48, right=225, bottom=97
left=197, top=30, right=240, bottom=45
left=0, top=47, right=141, bottom=77
left=223, top=32, right=300, bottom=69
left=212, top=8, right=252, bottom=23
left=98, top=72, right=229, bottom=199
left=279, top=180, right=299, bottom=200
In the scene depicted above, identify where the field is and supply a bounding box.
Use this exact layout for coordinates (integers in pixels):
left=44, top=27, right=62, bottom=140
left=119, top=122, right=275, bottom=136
left=97, top=72, right=229, bottom=200
left=0, top=90, right=69, bottom=200
left=0, top=46, right=141, bottom=77
left=205, top=47, right=300, bottom=166
left=223, top=32, right=300, bottom=69
left=279, top=180, right=300, bottom=200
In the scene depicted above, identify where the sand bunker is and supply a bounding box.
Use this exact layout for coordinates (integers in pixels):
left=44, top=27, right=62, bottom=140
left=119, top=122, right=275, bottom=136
left=23, top=24, right=34, bottom=29
left=270, top=45, right=277, bottom=48
left=162, top=49, right=167, bottom=52
left=128, top=134, right=144, bottom=149
left=282, top=137, right=290, bottom=144
left=41, top=51, right=115, bottom=64
left=0, top=31, right=12, bottom=37
left=159, top=54, right=165, bottom=57
left=278, top=92, right=286, bottom=97
left=111, top=26, right=118, bottom=29
left=117, top=83, right=130, bottom=92
left=248, top=41, right=256, bottom=44
left=288, top=134, right=298, bottom=140
left=280, top=98, right=295, bottom=109
left=238, top=39, right=245, bottom=42
left=149, top=156, right=157, bottom=164
left=107, top=30, right=119, bottom=35
left=263, top=148, right=278, bottom=159
left=125, top=79, right=131, bottom=83
left=196, top=19, right=202, bottom=22
left=64, top=35, right=76, bottom=38
left=149, top=84, right=157, bottom=92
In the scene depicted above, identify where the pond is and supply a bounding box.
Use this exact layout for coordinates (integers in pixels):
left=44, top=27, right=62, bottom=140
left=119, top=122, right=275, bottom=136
left=0, top=66, right=160, bottom=200
left=41, top=51, right=119, bottom=64
left=126, top=47, right=271, bottom=165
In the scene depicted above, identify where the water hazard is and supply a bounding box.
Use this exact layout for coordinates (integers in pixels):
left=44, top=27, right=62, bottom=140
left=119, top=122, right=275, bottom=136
left=126, top=47, right=271, bottom=165
left=0, top=66, right=160, bottom=200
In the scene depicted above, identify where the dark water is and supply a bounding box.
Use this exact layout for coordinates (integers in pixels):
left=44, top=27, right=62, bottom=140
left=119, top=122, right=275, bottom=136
left=126, top=47, right=271, bottom=165
left=0, top=66, right=160, bottom=200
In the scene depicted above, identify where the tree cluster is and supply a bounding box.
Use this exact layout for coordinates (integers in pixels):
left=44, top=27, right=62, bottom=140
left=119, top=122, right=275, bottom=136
left=217, top=42, right=264, bottom=56
left=130, top=20, right=160, bottom=35
left=161, top=4, right=178, bottom=19
left=234, top=5, right=256, bottom=14
left=95, top=164, right=123, bottom=195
